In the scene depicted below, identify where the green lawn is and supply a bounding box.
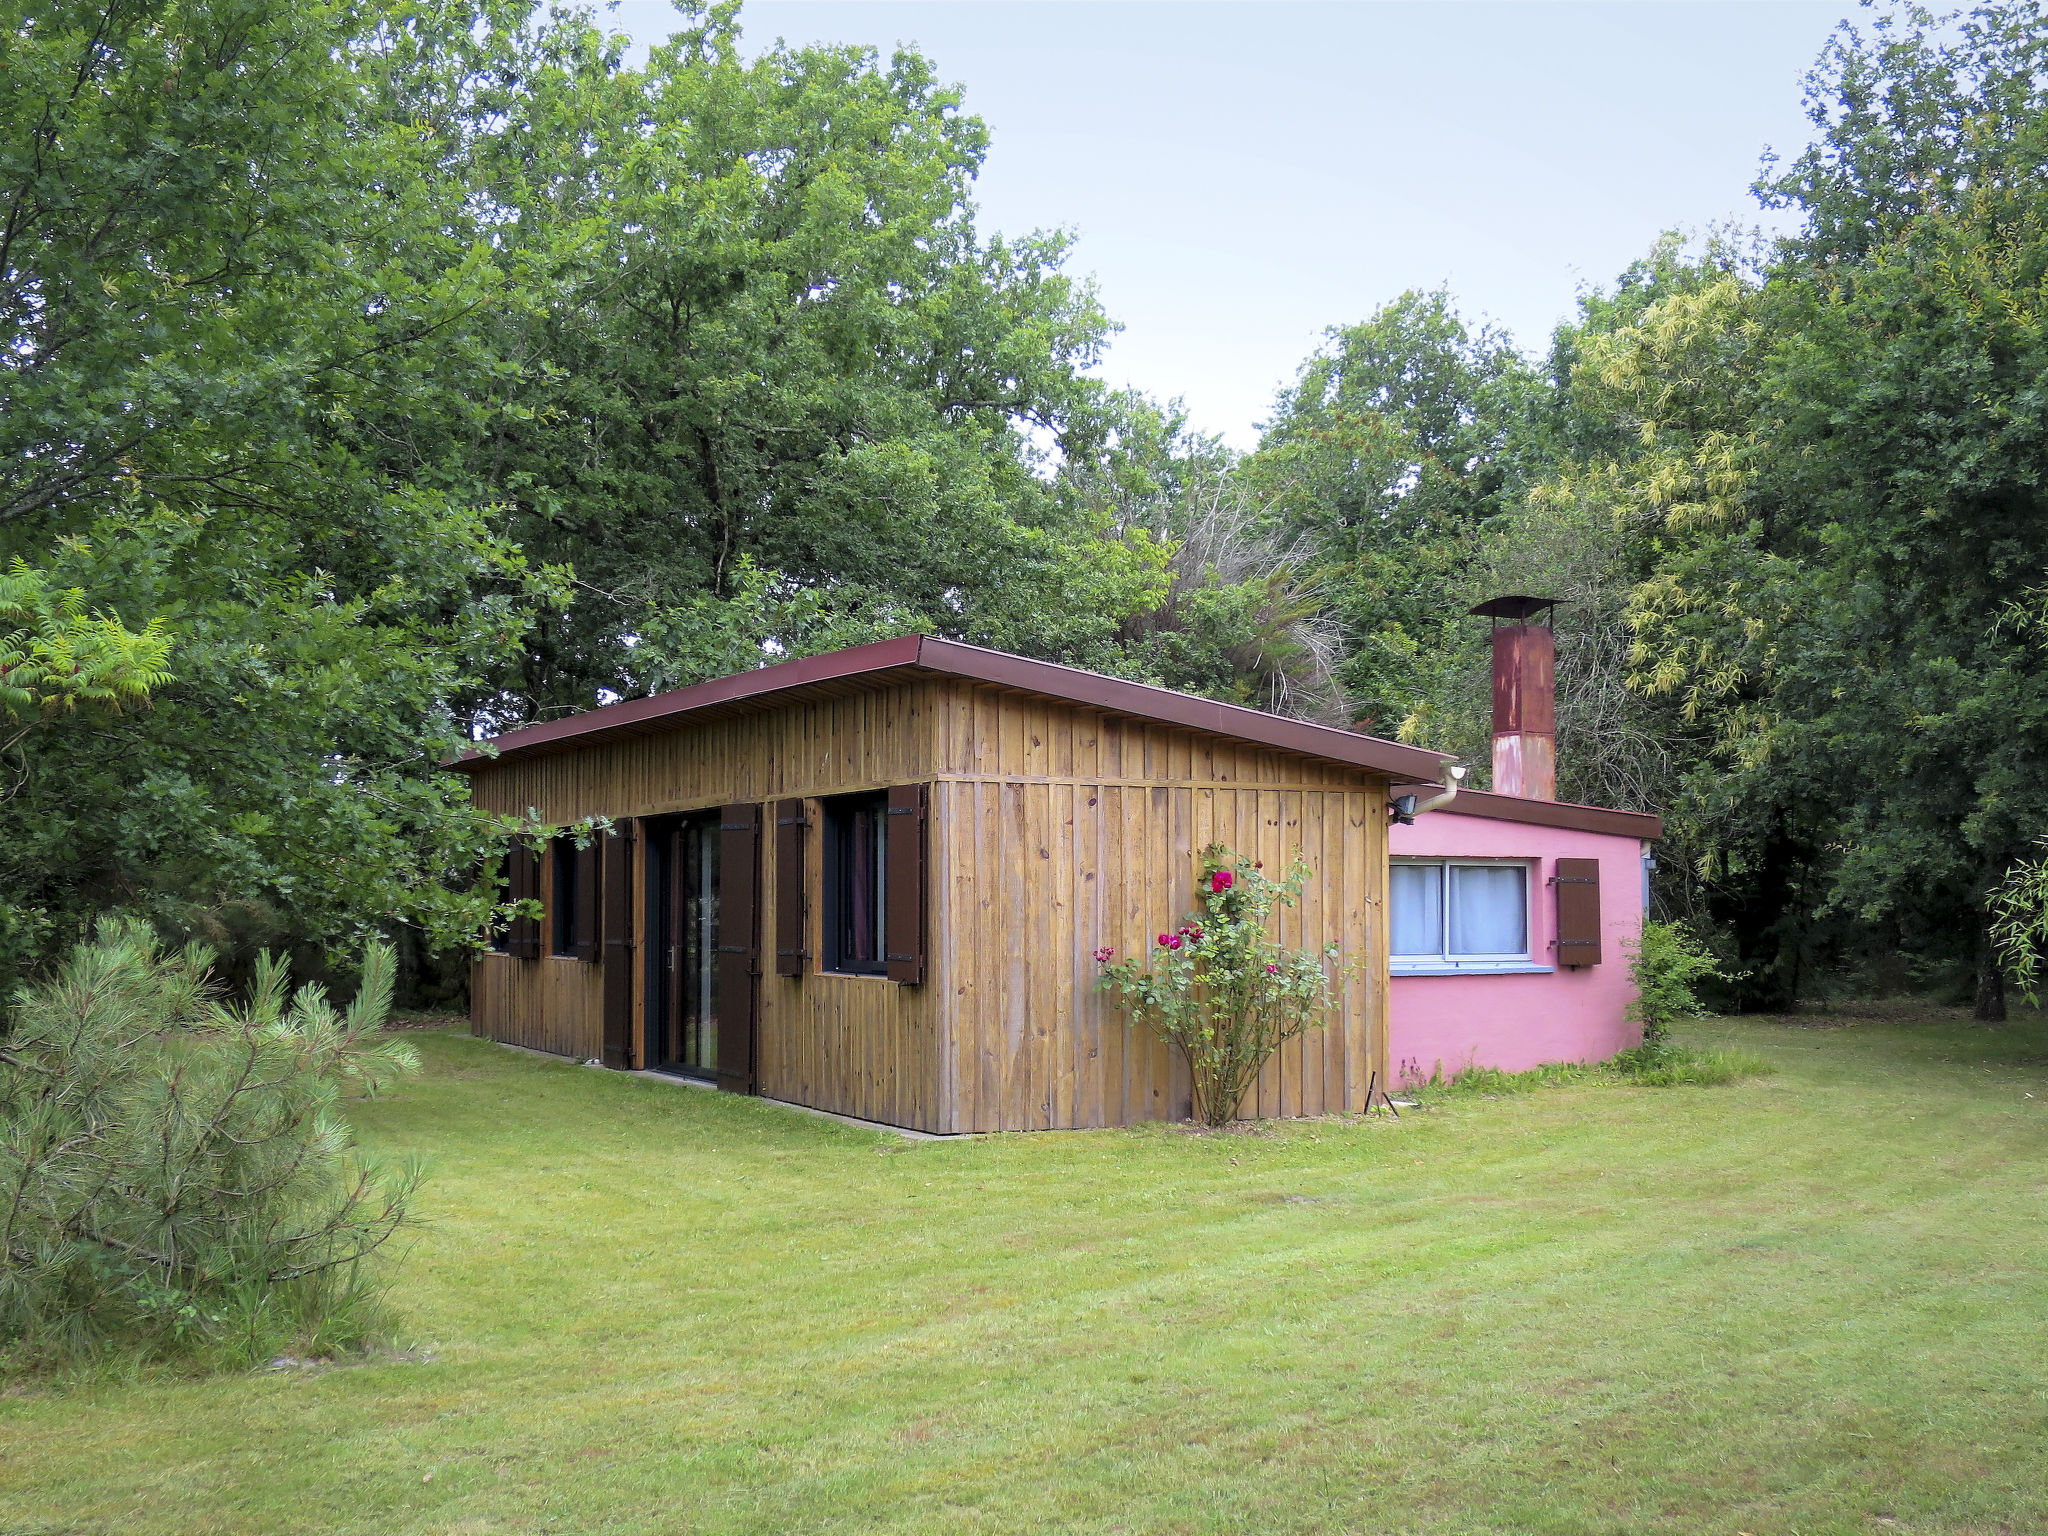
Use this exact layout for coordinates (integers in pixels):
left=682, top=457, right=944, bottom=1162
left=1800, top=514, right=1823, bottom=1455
left=6, top=1005, right=2048, bottom=1536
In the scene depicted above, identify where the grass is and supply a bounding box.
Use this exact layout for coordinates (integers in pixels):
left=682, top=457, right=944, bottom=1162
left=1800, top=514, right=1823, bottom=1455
left=5, top=1002, right=2048, bottom=1535
left=1410, top=1039, right=1778, bottom=1098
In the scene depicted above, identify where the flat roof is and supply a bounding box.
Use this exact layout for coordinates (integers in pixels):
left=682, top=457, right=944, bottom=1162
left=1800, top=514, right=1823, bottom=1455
left=452, top=634, right=1453, bottom=781
left=1392, top=782, right=1664, bottom=840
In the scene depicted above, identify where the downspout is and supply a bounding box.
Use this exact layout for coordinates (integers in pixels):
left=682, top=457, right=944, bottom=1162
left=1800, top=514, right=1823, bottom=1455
left=1413, top=762, right=1467, bottom=815
left=1391, top=762, right=1466, bottom=824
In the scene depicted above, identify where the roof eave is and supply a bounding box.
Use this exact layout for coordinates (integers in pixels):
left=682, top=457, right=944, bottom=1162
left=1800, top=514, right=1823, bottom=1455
left=451, top=633, right=1451, bottom=782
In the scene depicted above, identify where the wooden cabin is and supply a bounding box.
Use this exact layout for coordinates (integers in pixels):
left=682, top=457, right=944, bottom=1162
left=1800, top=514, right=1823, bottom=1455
left=454, top=635, right=1451, bottom=1133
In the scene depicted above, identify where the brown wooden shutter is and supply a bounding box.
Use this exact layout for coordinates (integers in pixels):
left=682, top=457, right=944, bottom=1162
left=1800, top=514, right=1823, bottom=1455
left=1552, top=857, right=1602, bottom=967
left=600, top=823, right=635, bottom=1067
left=508, top=838, right=542, bottom=960
left=574, top=839, right=601, bottom=962
left=773, top=797, right=808, bottom=977
left=716, top=804, right=762, bottom=1093
left=884, top=783, right=928, bottom=985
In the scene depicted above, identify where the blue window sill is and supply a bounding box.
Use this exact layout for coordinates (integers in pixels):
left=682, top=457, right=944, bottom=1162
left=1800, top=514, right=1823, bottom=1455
left=1390, top=961, right=1556, bottom=977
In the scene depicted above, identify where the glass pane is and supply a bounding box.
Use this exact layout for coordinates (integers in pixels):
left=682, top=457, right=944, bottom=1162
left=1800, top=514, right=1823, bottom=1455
left=1391, top=864, right=1443, bottom=956
left=679, top=818, right=719, bottom=1073
left=835, top=800, right=889, bottom=969
left=1448, top=865, right=1527, bottom=956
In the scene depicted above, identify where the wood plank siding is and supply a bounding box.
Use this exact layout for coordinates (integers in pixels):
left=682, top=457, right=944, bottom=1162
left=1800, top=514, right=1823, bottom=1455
left=467, top=676, right=1391, bottom=1131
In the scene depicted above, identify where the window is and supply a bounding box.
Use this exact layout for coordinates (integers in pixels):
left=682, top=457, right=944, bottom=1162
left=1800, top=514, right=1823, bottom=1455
left=551, top=836, right=579, bottom=956
left=1391, top=860, right=1531, bottom=966
left=823, top=792, right=888, bottom=975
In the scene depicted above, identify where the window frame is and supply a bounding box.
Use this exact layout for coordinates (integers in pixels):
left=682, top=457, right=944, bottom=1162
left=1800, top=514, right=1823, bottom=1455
left=821, top=791, right=890, bottom=977
left=550, top=835, right=579, bottom=957
left=1389, top=857, right=1545, bottom=973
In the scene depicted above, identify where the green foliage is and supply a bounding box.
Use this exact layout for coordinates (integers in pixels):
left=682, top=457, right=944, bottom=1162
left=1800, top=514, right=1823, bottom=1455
left=1989, top=836, right=2048, bottom=1004
left=464, top=3, right=1135, bottom=711
left=0, top=922, right=421, bottom=1371
left=1627, top=921, right=1726, bottom=1049
left=0, top=0, right=1180, bottom=983
left=1245, top=289, right=1541, bottom=734
left=1094, top=846, right=1339, bottom=1126
left=0, top=560, right=170, bottom=719
left=0, top=0, right=568, bottom=980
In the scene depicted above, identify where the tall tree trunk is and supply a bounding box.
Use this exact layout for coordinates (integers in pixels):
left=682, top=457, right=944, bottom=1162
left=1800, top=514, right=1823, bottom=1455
left=1975, top=920, right=2007, bottom=1022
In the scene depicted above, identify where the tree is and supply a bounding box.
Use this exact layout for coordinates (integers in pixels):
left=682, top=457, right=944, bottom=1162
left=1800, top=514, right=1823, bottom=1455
left=1562, top=4, right=2048, bottom=1011
left=1246, top=289, right=1540, bottom=735
left=0, top=923, right=419, bottom=1367
left=0, top=0, right=576, bottom=982
left=456, top=4, right=1142, bottom=718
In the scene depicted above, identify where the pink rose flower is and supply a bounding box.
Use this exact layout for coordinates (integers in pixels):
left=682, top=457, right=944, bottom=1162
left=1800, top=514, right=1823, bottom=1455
left=1265, top=963, right=1279, bottom=974
left=1092, top=946, right=1114, bottom=964
left=1210, top=869, right=1235, bottom=894
left=1166, top=934, right=1183, bottom=950
left=1157, top=933, right=1172, bottom=947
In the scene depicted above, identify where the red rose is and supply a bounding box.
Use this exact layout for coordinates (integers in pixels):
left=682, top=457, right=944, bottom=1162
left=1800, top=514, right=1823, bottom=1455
left=1210, top=870, right=1235, bottom=893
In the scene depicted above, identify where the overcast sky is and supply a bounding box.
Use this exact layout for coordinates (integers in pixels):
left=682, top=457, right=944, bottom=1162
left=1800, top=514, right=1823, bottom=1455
left=608, top=1, right=1860, bottom=448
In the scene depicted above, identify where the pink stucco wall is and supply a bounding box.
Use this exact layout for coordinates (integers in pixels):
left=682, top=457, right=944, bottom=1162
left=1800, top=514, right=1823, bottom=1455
left=1386, top=811, right=1648, bottom=1083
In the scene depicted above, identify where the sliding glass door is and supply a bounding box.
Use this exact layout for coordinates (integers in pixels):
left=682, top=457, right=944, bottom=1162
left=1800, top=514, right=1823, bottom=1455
left=651, top=814, right=720, bottom=1077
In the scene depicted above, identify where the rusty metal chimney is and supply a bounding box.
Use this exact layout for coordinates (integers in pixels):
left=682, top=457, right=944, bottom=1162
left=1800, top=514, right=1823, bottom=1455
left=1469, top=596, right=1561, bottom=800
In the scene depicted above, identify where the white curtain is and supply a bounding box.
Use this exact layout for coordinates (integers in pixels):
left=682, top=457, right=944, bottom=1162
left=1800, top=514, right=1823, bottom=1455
left=1448, top=865, right=1527, bottom=956
left=1390, top=864, right=1443, bottom=956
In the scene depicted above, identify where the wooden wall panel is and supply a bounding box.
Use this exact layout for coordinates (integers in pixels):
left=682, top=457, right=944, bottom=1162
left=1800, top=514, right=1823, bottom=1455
left=472, top=836, right=605, bottom=1058
left=472, top=954, right=604, bottom=1059
left=925, top=680, right=1389, bottom=1132
left=753, top=797, right=944, bottom=1133
left=467, top=680, right=948, bottom=824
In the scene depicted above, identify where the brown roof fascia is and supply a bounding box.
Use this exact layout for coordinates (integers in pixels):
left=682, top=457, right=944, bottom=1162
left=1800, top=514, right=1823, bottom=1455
left=1392, top=783, right=1663, bottom=840
left=451, top=634, right=1452, bottom=782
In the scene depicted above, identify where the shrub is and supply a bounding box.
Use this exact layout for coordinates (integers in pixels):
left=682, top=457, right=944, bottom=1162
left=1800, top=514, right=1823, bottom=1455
left=1627, top=920, right=1725, bottom=1049
left=0, top=921, right=421, bottom=1371
left=1094, top=844, right=1339, bottom=1126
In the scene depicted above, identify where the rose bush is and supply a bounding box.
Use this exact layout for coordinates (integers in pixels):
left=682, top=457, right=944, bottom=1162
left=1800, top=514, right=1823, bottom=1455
left=1095, top=844, right=1339, bottom=1126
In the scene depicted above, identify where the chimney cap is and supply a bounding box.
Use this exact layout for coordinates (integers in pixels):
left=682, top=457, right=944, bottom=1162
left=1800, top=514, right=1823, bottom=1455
left=1468, top=594, right=1562, bottom=624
